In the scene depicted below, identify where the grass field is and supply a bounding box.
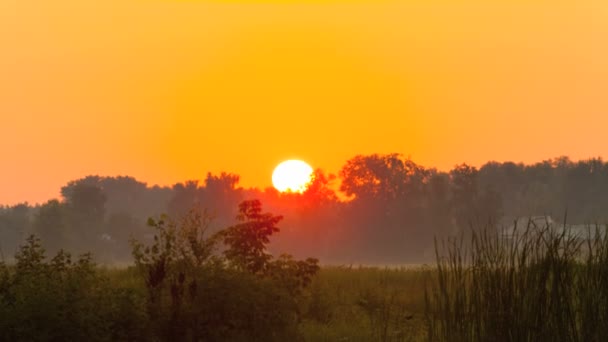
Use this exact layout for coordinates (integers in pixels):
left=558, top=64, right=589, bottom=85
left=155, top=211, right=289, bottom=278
left=4, top=220, right=608, bottom=341
left=299, top=266, right=429, bottom=342
left=99, top=265, right=431, bottom=342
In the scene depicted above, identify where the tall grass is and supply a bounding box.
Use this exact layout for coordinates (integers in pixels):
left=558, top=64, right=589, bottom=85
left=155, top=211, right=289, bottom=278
left=426, top=219, right=608, bottom=342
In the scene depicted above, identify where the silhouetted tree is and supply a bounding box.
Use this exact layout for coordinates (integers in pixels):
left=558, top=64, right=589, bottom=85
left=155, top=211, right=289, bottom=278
left=63, top=183, right=107, bottom=249
left=5, top=154, right=608, bottom=264
left=32, top=200, right=68, bottom=253
left=168, top=180, right=201, bottom=218
left=221, top=200, right=283, bottom=274
left=0, top=203, right=31, bottom=257
left=425, top=171, right=454, bottom=236
left=340, top=153, right=409, bottom=201
left=338, top=154, right=434, bottom=262
left=168, top=173, right=243, bottom=227
left=449, top=163, right=503, bottom=230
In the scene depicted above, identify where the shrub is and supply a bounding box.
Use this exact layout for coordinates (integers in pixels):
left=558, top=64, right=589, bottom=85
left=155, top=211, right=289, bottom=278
left=131, top=200, right=320, bottom=341
left=0, top=235, right=145, bottom=341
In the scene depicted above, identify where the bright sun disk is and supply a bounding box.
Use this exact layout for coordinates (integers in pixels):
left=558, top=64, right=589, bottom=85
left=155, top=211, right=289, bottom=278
left=272, top=160, right=313, bottom=193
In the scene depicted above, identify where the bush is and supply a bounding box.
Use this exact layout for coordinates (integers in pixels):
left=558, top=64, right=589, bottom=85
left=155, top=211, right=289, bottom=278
left=0, top=235, right=145, bottom=341
left=0, top=200, right=320, bottom=341
left=131, top=200, right=319, bottom=341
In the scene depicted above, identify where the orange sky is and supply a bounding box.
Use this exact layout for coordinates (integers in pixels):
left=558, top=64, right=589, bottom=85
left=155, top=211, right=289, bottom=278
left=1, top=0, right=607, bottom=204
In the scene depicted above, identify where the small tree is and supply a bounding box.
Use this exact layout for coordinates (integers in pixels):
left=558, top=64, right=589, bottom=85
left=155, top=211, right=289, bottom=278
left=131, top=208, right=219, bottom=340
left=131, top=199, right=320, bottom=341
left=220, top=200, right=282, bottom=274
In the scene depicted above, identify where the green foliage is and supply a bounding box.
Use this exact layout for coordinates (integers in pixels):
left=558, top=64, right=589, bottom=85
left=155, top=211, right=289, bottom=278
left=221, top=199, right=283, bottom=274
left=0, top=199, right=322, bottom=341
left=0, top=235, right=145, bottom=341
left=130, top=200, right=320, bottom=341
left=131, top=209, right=222, bottom=340
left=266, top=254, right=320, bottom=296
left=0, top=234, right=431, bottom=342
left=426, top=221, right=608, bottom=342
left=185, top=267, right=300, bottom=342
left=300, top=267, right=428, bottom=342
left=219, top=200, right=320, bottom=297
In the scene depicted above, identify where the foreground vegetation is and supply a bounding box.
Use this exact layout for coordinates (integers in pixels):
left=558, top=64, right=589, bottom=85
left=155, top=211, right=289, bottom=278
left=0, top=250, right=428, bottom=342
left=0, top=200, right=320, bottom=341
left=427, top=220, right=608, bottom=342
left=3, top=201, right=608, bottom=341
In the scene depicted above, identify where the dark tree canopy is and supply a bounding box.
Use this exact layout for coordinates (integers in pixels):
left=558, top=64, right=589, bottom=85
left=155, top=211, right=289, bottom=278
left=3, top=154, right=608, bottom=263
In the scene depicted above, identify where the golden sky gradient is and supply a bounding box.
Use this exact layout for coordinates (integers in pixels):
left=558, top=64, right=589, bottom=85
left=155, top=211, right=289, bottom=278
left=1, top=0, right=607, bottom=204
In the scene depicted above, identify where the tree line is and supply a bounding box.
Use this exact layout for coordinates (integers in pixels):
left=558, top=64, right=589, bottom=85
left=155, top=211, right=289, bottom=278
left=2, top=154, right=608, bottom=264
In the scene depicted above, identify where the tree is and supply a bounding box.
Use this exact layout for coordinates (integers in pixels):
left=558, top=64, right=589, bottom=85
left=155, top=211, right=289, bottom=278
left=200, top=172, right=243, bottom=226
left=450, top=163, right=503, bottom=230
left=301, top=169, right=339, bottom=205
left=61, top=175, right=172, bottom=221
left=32, top=200, right=68, bottom=253
left=167, top=173, right=243, bottom=225
left=64, top=183, right=106, bottom=223
left=168, top=180, right=201, bottom=218
left=131, top=200, right=318, bottom=341
left=63, top=183, right=107, bottom=249
left=338, top=154, right=434, bottom=261
left=0, top=203, right=31, bottom=257
left=426, top=171, right=454, bottom=236
left=221, top=200, right=283, bottom=274
left=339, top=154, right=408, bottom=201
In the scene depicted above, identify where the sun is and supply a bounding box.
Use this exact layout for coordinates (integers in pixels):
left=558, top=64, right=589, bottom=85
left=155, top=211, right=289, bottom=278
left=272, top=160, right=314, bottom=193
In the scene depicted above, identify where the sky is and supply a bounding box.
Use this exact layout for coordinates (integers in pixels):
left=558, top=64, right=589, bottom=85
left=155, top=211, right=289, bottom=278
left=1, top=0, right=607, bottom=204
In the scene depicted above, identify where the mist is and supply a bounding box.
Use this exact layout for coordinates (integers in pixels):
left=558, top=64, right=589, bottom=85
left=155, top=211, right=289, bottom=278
left=2, top=153, right=606, bottom=265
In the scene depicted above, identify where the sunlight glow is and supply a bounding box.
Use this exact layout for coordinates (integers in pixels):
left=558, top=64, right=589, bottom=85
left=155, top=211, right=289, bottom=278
left=272, top=160, right=313, bottom=193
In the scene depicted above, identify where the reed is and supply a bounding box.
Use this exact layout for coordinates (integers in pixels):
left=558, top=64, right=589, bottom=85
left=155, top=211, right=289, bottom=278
left=426, top=218, right=608, bottom=342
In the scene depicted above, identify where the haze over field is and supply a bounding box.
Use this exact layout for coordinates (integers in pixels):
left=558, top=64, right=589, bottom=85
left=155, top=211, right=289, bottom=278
left=4, top=2, right=608, bottom=341
left=2, top=0, right=608, bottom=204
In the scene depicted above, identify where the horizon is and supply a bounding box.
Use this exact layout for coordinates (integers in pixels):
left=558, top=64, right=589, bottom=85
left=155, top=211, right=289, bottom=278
left=3, top=2, right=608, bottom=340
left=2, top=0, right=607, bottom=204
left=2, top=153, right=604, bottom=206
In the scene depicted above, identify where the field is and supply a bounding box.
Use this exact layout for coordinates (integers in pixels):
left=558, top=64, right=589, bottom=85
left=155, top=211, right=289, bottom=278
left=3, top=219, right=608, bottom=341
left=109, top=265, right=431, bottom=342
left=293, top=266, right=428, bottom=341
